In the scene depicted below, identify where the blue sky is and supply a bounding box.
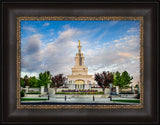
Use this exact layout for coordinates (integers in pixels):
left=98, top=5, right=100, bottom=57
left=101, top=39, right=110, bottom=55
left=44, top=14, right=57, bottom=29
left=21, top=20, right=140, bottom=85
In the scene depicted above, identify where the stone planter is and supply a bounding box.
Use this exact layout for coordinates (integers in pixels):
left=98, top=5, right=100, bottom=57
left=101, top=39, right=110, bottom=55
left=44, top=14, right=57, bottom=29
left=47, top=83, right=51, bottom=88
left=40, top=86, right=45, bottom=94
left=48, top=88, right=56, bottom=95
left=25, top=86, right=30, bottom=93
left=104, top=88, right=110, bottom=95
left=115, top=86, right=119, bottom=95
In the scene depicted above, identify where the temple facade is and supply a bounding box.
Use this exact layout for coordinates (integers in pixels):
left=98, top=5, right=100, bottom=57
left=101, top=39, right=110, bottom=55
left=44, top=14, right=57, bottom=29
left=66, top=40, right=96, bottom=90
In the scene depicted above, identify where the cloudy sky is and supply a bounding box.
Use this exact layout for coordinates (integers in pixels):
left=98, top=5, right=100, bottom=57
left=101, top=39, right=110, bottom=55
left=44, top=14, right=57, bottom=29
left=21, top=20, right=140, bottom=85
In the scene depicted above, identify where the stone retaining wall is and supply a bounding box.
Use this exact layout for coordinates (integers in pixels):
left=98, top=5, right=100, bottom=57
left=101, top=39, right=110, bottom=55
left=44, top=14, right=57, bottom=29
left=25, top=94, right=40, bottom=97
left=120, top=94, right=137, bottom=98
left=91, top=88, right=103, bottom=92
left=28, top=88, right=40, bottom=92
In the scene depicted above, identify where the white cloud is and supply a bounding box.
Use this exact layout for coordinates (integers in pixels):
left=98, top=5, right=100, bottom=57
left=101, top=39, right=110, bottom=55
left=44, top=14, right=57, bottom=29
left=49, top=29, right=54, bottom=31
left=21, top=27, right=140, bottom=85
left=113, top=40, right=120, bottom=42
left=63, top=24, right=70, bottom=29
left=22, top=34, right=43, bottom=55
left=117, top=52, right=132, bottom=58
left=127, top=27, right=139, bottom=33
left=21, top=28, right=81, bottom=77
left=21, top=34, right=44, bottom=73
left=94, top=41, right=99, bottom=44
left=21, top=71, right=39, bottom=78
left=50, top=32, right=54, bottom=35
left=108, top=21, right=119, bottom=27
left=22, top=27, right=36, bottom=32
left=43, top=23, right=50, bottom=26
left=84, top=34, right=140, bottom=85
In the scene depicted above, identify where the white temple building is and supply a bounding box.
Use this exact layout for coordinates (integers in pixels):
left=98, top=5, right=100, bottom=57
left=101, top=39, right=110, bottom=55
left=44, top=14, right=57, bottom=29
left=66, top=40, right=97, bottom=90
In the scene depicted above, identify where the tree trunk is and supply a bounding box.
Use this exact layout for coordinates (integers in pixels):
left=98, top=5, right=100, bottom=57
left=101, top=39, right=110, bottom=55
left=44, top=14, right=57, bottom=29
left=103, top=87, right=105, bottom=93
left=55, top=87, right=57, bottom=93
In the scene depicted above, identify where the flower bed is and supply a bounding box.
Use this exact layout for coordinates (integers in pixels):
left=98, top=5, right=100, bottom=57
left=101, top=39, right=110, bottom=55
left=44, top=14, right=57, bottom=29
left=61, top=87, right=68, bottom=88
left=61, top=89, right=98, bottom=92
left=56, top=91, right=104, bottom=95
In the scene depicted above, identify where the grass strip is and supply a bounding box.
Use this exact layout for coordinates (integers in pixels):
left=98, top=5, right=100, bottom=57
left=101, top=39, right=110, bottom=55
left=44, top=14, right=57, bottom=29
left=112, top=100, right=140, bottom=103
left=21, top=98, right=48, bottom=101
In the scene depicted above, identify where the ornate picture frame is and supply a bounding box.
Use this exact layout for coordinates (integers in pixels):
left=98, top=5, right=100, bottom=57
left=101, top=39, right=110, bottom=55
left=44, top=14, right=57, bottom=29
left=1, top=1, right=159, bottom=124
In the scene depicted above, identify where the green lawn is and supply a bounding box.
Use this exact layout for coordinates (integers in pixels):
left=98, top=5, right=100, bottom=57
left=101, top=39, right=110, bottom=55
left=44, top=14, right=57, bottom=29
left=21, top=98, right=48, bottom=101
left=112, top=99, right=140, bottom=103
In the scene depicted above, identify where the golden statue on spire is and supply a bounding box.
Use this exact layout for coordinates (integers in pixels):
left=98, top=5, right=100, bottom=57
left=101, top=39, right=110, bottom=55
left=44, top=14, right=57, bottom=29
left=78, top=40, right=80, bottom=46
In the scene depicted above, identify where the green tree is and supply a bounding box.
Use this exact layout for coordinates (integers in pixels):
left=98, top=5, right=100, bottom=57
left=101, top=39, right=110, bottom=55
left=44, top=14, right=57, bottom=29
left=113, top=71, right=133, bottom=89
left=51, top=74, right=67, bottom=88
left=113, top=71, right=121, bottom=87
left=134, top=84, right=139, bottom=88
left=23, top=75, right=30, bottom=86
left=29, top=76, right=38, bottom=88
left=94, top=71, right=114, bottom=92
left=20, top=78, right=25, bottom=87
left=121, top=71, right=133, bottom=87
left=38, top=71, right=52, bottom=87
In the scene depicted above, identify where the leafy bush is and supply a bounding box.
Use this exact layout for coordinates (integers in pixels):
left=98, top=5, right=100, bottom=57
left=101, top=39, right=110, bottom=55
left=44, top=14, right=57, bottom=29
left=119, top=91, right=134, bottom=94
left=21, top=91, right=25, bottom=97
left=136, top=93, right=140, bottom=99
left=21, top=98, right=48, bottom=101
left=26, top=91, right=40, bottom=94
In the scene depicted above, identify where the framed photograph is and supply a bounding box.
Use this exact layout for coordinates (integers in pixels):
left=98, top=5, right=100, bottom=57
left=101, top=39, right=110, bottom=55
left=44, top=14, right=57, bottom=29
left=17, top=16, right=143, bottom=109
left=1, top=0, right=159, bottom=124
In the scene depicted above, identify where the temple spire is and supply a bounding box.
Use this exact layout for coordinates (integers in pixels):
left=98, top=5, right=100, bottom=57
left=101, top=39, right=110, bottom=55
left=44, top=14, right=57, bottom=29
left=78, top=40, right=80, bottom=46
left=78, top=40, right=82, bottom=66
left=78, top=40, right=81, bottom=54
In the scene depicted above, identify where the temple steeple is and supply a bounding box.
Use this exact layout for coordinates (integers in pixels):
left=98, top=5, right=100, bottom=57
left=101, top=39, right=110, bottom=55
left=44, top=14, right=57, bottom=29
left=67, top=40, right=94, bottom=90
left=78, top=40, right=82, bottom=54
left=72, top=40, right=88, bottom=75
left=78, top=40, right=82, bottom=66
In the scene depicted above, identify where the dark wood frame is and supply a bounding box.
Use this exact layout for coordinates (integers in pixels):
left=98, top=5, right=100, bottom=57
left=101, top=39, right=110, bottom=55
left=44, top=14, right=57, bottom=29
left=1, top=0, right=159, bottom=124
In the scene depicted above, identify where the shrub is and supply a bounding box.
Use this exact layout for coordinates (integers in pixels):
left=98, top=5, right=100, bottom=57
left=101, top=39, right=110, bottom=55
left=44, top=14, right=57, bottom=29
left=119, top=91, right=134, bottom=94
left=21, top=91, right=25, bottom=97
left=26, top=91, right=40, bottom=94
left=136, top=93, right=140, bottom=99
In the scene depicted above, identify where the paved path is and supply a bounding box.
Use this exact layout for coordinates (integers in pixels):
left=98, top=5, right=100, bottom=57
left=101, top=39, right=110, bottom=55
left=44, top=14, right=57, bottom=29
left=21, top=96, right=140, bottom=105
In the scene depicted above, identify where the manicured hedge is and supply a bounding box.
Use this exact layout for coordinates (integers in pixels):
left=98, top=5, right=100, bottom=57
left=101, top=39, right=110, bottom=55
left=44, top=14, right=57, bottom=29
left=136, top=93, right=140, bottom=99
left=21, top=91, right=25, bottom=97
left=26, top=92, right=40, bottom=94
left=119, top=91, right=134, bottom=94
left=21, top=98, right=48, bottom=101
